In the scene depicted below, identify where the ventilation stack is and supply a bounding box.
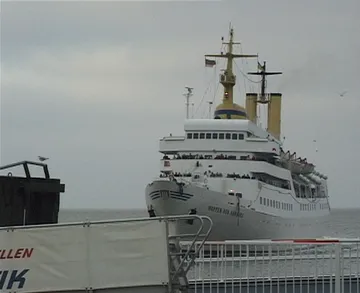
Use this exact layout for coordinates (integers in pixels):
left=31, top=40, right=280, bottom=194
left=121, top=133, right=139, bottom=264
left=267, top=93, right=282, bottom=140
left=245, top=93, right=258, bottom=123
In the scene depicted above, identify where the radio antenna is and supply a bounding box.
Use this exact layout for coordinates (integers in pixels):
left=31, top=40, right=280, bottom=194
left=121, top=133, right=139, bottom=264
left=183, top=87, right=194, bottom=119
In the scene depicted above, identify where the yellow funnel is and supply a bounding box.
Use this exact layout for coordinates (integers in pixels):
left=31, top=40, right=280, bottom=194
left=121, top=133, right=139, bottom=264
left=267, top=93, right=282, bottom=139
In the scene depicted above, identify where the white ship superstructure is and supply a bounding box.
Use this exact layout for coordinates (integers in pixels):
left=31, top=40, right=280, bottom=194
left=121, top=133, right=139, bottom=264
left=145, top=27, right=331, bottom=240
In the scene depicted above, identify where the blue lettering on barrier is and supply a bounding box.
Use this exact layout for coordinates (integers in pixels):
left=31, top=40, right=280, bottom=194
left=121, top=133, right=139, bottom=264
left=0, top=269, right=29, bottom=290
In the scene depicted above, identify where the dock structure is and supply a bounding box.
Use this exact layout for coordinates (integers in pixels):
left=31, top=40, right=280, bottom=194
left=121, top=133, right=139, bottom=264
left=0, top=160, right=65, bottom=227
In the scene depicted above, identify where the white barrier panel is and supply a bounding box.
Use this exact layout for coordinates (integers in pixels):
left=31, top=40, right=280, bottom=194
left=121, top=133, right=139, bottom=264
left=88, top=221, right=169, bottom=289
left=0, top=220, right=169, bottom=293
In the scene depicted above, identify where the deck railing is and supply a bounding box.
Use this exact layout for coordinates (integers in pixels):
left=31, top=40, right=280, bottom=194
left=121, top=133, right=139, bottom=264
left=181, top=239, right=360, bottom=293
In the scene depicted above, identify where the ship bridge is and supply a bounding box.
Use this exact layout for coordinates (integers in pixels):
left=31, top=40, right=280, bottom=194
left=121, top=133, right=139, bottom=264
left=159, top=119, right=281, bottom=156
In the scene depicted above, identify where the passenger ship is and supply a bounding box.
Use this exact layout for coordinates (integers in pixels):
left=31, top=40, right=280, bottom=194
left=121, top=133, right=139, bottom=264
left=145, top=27, right=331, bottom=240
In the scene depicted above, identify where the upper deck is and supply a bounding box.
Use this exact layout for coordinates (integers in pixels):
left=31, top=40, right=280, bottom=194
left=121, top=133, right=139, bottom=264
left=159, top=119, right=281, bottom=155
left=184, top=119, right=277, bottom=139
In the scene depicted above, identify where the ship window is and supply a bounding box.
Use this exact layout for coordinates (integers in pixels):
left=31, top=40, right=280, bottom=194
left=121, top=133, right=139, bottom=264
left=236, top=193, right=242, bottom=198
left=212, top=133, right=218, bottom=139
left=200, top=133, right=205, bottom=139
left=193, top=133, right=199, bottom=139
left=232, top=133, right=237, bottom=140
left=187, top=133, right=192, bottom=139
left=206, top=133, right=211, bottom=139
left=260, top=197, right=262, bottom=204
left=225, top=133, right=231, bottom=139
left=266, top=198, right=269, bottom=206
left=238, top=133, right=244, bottom=140
left=219, top=133, right=225, bottom=139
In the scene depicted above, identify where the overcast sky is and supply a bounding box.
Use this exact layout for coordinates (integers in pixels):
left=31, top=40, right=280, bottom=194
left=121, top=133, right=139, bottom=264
left=1, top=0, right=359, bottom=209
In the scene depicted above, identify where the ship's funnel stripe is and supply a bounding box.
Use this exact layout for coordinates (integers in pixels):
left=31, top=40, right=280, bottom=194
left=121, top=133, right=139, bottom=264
left=151, top=195, right=161, bottom=200
left=214, top=109, right=247, bottom=117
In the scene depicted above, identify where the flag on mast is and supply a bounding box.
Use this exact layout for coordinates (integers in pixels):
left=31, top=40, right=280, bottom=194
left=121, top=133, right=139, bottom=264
left=257, top=61, right=265, bottom=72
left=205, top=58, right=216, bottom=67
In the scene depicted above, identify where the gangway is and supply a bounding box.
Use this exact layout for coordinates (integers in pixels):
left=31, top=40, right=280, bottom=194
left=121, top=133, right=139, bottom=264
left=0, top=215, right=212, bottom=293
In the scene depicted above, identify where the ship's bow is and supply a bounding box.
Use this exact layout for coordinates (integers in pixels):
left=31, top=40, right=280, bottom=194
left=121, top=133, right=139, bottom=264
left=145, top=179, right=193, bottom=217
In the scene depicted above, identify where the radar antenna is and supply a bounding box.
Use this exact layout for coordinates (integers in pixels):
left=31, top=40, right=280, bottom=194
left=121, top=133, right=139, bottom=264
left=248, top=61, right=282, bottom=103
left=183, top=86, right=194, bottom=119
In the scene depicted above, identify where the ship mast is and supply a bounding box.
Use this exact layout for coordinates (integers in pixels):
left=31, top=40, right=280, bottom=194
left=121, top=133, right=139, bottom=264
left=205, top=26, right=258, bottom=106
left=183, top=86, right=194, bottom=119
left=246, top=61, right=283, bottom=140
left=248, top=61, right=282, bottom=104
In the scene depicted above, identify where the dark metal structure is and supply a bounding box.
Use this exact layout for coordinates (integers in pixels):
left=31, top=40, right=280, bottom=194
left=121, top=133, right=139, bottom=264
left=0, top=161, right=65, bottom=227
